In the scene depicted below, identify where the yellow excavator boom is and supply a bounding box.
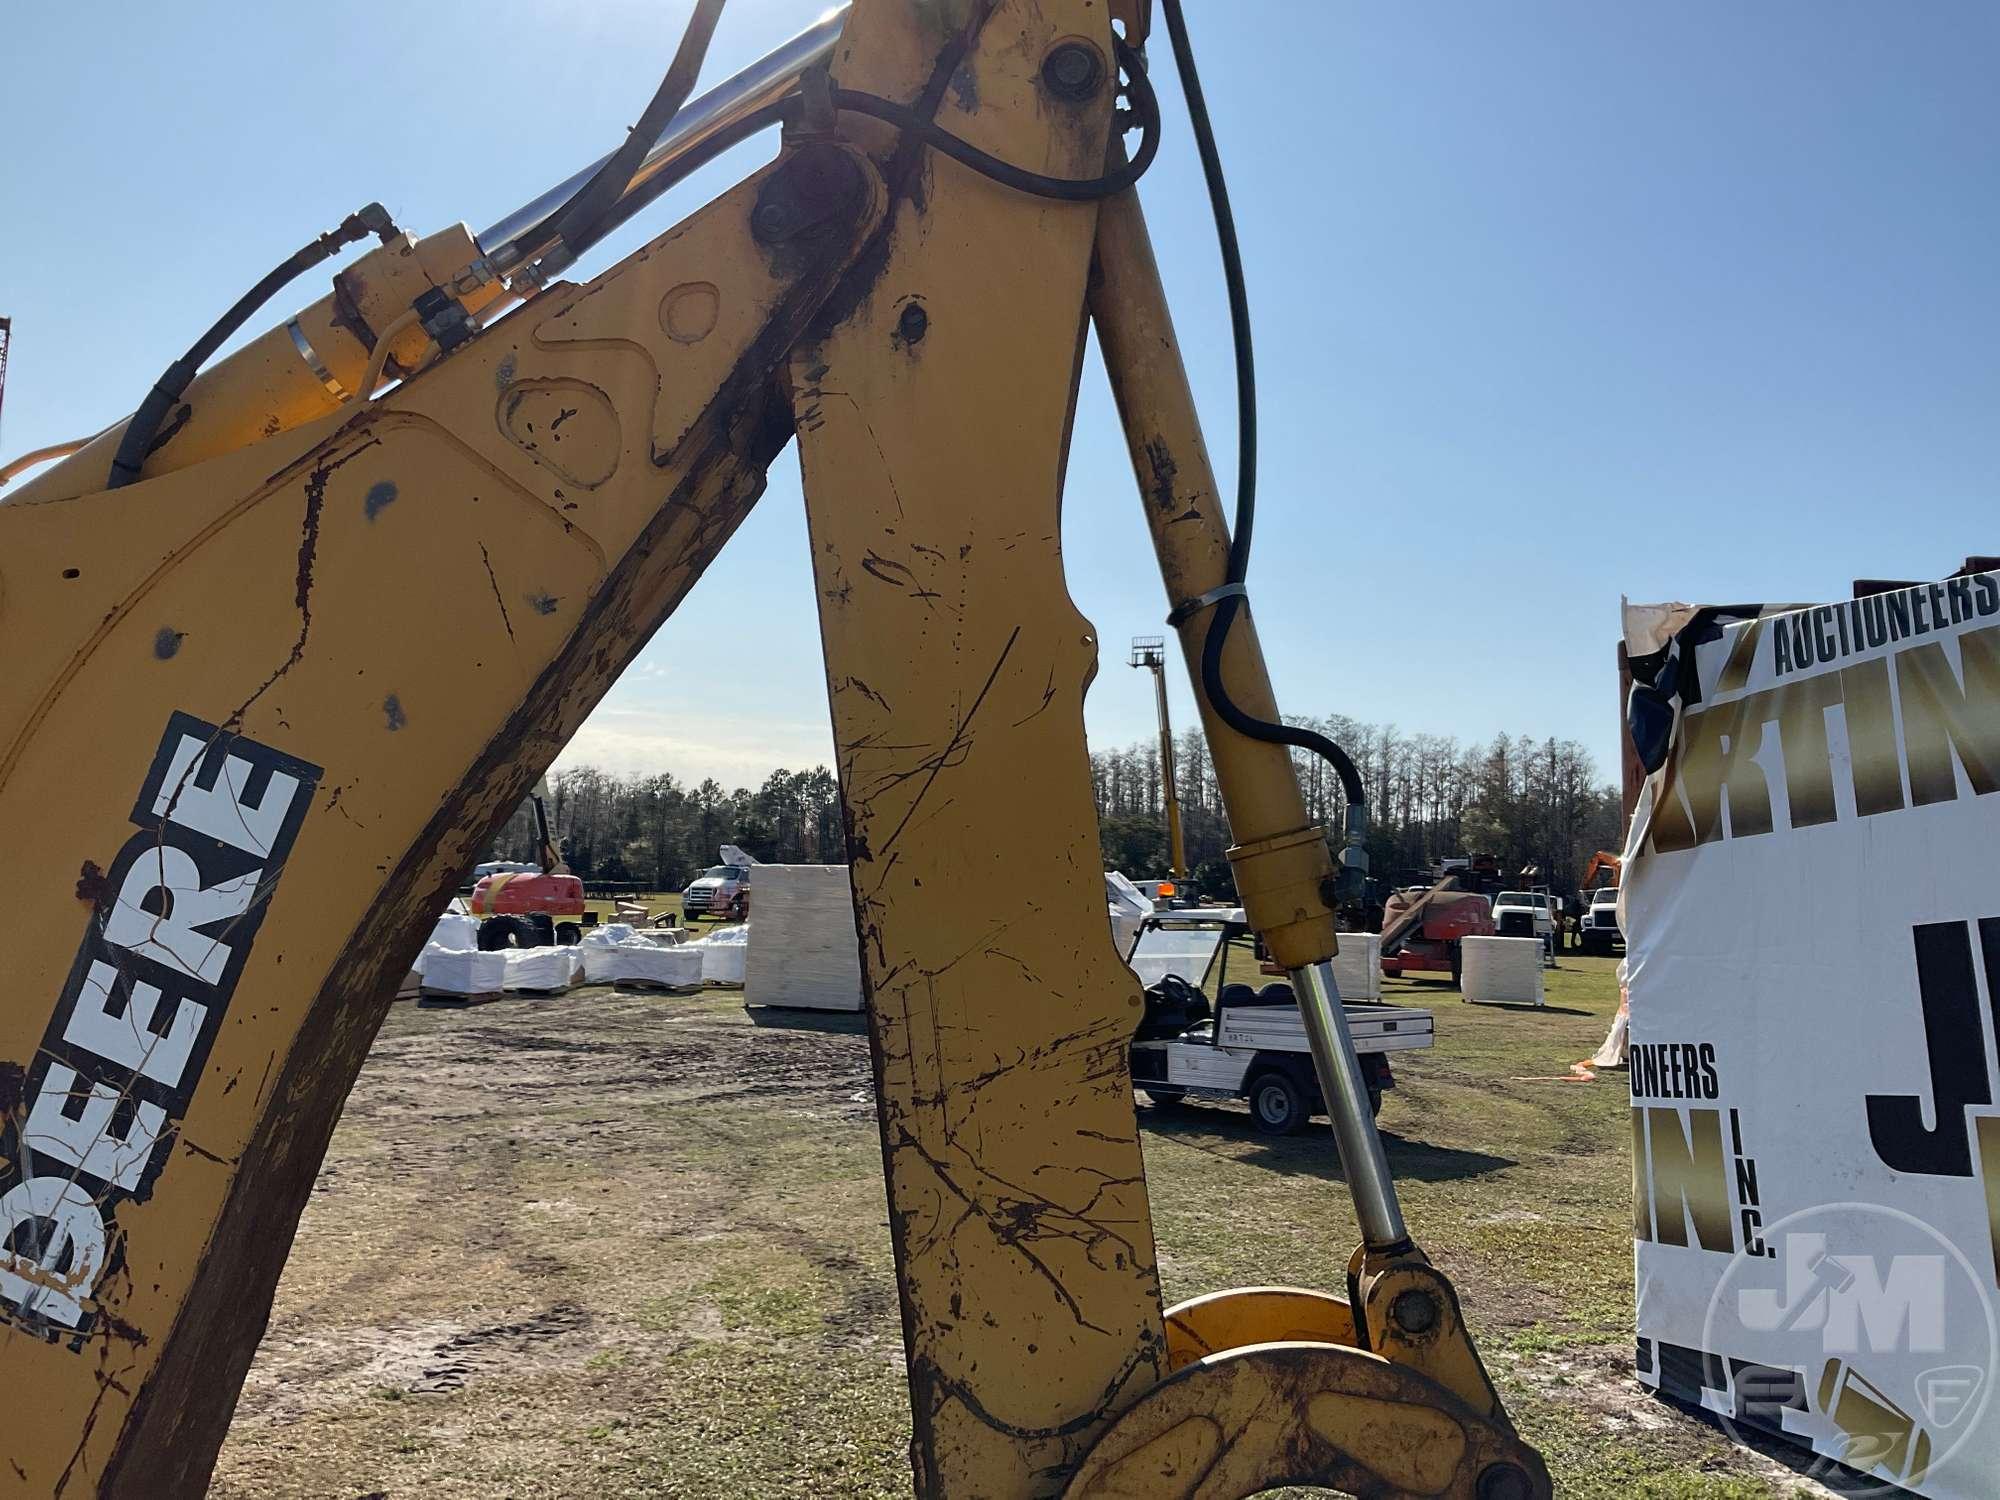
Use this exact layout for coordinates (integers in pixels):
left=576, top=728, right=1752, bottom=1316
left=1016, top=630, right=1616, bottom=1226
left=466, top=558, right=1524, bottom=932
left=0, top=3, right=1547, bottom=1496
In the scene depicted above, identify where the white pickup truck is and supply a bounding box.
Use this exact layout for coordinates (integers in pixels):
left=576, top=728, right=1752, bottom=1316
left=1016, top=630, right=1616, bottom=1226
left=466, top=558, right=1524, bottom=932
left=1489, top=889, right=1557, bottom=944
left=1578, top=888, right=1623, bottom=955
left=1125, top=909, right=1434, bottom=1134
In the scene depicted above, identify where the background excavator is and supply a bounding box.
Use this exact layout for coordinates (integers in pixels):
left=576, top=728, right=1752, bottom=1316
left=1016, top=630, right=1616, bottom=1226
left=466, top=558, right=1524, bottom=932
left=0, top=1, right=1549, bottom=1495
left=1580, top=849, right=1623, bottom=896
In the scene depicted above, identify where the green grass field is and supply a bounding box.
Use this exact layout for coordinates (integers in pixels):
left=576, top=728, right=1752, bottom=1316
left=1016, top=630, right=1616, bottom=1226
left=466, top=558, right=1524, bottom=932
left=211, top=953, right=1831, bottom=1498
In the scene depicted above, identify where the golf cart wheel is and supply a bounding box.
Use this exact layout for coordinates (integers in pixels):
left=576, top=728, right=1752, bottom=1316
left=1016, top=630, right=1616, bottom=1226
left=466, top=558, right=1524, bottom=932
left=1142, top=1089, right=1193, bottom=1111
left=555, top=921, right=582, bottom=946
left=1248, top=1070, right=1308, bottom=1135
left=1368, top=1086, right=1383, bottom=1118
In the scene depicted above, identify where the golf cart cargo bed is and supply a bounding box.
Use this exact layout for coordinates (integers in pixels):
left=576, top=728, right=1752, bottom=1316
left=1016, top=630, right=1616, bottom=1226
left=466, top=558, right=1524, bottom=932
left=1217, top=1002, right=1434, bottom=1055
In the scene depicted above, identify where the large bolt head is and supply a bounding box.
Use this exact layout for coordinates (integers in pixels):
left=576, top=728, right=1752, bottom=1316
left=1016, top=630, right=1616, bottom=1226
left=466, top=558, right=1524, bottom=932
left=1390, top=1288, right=1440, bottom=1335
left=1042, top=42, right=1106, bottom=102
left=751, top=201, right=795, bottom=241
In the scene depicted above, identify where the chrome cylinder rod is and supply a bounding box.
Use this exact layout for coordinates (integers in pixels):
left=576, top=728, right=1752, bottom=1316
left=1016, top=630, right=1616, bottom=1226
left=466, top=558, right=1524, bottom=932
left=1289, top=959, right=1410, bottom=1249
left=478, top=4, right=850, bottom=273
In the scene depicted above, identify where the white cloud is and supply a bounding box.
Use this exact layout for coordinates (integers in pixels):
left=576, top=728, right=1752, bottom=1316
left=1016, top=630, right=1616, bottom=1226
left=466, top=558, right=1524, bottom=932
left=555, top=702, right=835, bottom=788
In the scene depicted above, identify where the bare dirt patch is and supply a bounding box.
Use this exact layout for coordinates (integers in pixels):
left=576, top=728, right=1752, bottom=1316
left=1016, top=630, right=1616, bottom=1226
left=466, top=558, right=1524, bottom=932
left=212, top=968, right=1831, bottom=1497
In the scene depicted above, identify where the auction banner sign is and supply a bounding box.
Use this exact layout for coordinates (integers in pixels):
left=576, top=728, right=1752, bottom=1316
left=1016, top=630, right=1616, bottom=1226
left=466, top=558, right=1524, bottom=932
left=1624, top=572, right=2000, bottom=1496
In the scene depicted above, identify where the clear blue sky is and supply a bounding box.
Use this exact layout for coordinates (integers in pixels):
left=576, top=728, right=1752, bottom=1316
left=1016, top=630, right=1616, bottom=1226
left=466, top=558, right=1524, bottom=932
left=5, top=2, right=1996, bottom=789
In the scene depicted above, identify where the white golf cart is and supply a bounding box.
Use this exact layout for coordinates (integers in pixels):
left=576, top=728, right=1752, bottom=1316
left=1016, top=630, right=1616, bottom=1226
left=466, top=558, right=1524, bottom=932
left=1126, top=908, right=1434, bottom=1134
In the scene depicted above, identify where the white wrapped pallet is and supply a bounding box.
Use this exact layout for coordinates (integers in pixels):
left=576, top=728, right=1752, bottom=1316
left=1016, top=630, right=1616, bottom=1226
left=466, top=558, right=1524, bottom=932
left=420, top=949, right=507, bottom=1003
left=503, top=946, right=583, bottom=994
left=745, top=865, right=864, bottom=1011
left=428, top=911, right=480, bottom=953
left=1624, top=576, right=2000, bottom=1496
left=607, top=943, right=703, bottom=990
left=409, top=909, right=482, bottom=986
left=1459, top=936, right=1544, bottom=1006
left=580, top=926, right=639, bottom=983
left=695, top=924, right=748, bottom=987
left=1330, top=933, right=1382, bottom=1002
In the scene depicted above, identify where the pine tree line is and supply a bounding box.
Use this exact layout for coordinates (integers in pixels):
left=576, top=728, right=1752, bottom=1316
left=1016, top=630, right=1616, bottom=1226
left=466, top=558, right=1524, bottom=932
left=487, top=765, right=843, bottom=888
left=1092, top=718, right=1623, bottom=896
left=490, top=720, right=1621, bottom=895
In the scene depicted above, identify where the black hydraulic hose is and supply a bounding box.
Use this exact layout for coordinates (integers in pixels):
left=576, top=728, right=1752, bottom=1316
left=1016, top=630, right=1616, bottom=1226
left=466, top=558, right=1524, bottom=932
left=1157, top=0, right=1367, bottom=817
left=596, top=98, right=791, bottom=224
left=523, top=100, right=793, bottom=284
left=1200, top=594, right=1366, bottom=810
left=106, top=203, right=396, bottom=489
left=539, top=24, right=1161, bottom=287
left=544, top=0, right=728, bottom=261
left=829, top=37, right=1160, bottom=202
left=1158, top=0, right=1255, bottom=584
left=524, top=100, right=796, bottom=284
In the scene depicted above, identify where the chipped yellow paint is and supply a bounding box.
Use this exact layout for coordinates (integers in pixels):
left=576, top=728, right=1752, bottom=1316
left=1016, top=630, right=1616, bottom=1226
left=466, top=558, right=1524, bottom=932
left=791, top=3, right=1166, bottom=1494
left=9, top=225, right=510, bottom=509
left=0, top=2, right=1551, bottom=1494
left=0, top=148, right=881, bottom=1496
left=1306, top=1388, right=1471, bottom=1493
left=1352, top=1249, right=1510, bottom=1422
left=1063, top=1341, right=1546, bottom=1500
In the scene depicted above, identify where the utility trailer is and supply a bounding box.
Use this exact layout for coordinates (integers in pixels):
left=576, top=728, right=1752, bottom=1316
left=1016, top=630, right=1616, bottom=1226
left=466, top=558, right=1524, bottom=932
left=1126, top=909, right=1434, bottom=1134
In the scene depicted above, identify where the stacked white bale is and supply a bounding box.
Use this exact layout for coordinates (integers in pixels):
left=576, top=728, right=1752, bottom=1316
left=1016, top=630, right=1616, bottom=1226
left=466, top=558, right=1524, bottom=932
left=503, top=946, right=584, bottom=994
left=695, top=924, right=748, bottom=987
left=745, top=865, right=864, bottom=1011
left=607, top=942, right=702, bottom=989
left=1459, top=936, right=1545, bottom=1005
left=408, top=910, right=483, bottom=987
left=1330, top=933, right=1382, bottom=1002
left=428, top=911, right=480, bottom=955
left=579, top=924, right=639, bottom=983
left=421, top=949, right=507, bottom=998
